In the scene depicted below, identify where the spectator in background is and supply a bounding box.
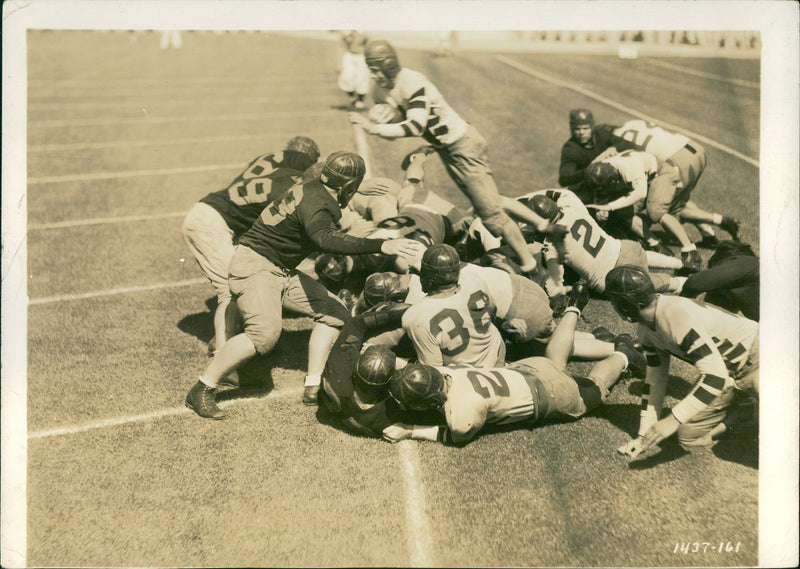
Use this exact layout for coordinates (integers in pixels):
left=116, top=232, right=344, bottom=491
left=338, top=30, right=370, bottom=109
left=160, top=30, right=182, bottom=50
left=558, top=108, right=635, bottom=203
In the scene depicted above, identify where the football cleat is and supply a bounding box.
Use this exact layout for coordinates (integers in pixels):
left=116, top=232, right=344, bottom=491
left=680, top=249, right=703, bottom=273
left=566, top=282, right=590, bottom=312
left=697, top=234, right=719, bottom=249
left=643, top=240, right=674, bottom=257
left=401, top=145, right=436, bottom=171
left=185, top=381, right=225, bottom=419
left=718, top=216, right=740, bottom=242
left=614, top=334, right=646, bottom=378
left=591, top=326, right=616, bottom=343
left=302, top=384, right=320, bottom=406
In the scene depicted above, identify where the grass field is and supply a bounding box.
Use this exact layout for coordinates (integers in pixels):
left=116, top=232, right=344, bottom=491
left=17, top=29, right=768, bottom=567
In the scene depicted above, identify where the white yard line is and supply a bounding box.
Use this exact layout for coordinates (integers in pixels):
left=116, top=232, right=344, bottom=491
left=645, top=59, right=760, bottom=89
left=29, top=211, right=187, bottom=230
left=28, top=387, right=304, bottom=440
left=496, top=55, right=760, bottom=168
left=30, top=130, right=345, bottom=152
left=29, top=279, right=207, bottom=306
left=398, top=442, right=435, bottom=567
left=28, top=94, right=337, bottom=112
left=28, top=109, right=339, bottom=129
left=28, top=163, right=242, bottom=184
left=354, top=121, right=434, bottom=565
left=28, top=73, right=332, bottom=88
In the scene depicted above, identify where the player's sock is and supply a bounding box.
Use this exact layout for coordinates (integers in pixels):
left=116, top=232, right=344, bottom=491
left=304, top=373, right=322, bottom=387
left=712, top=213, right=723, bottom=225
left=612, top=351, right=629, bottom=371
left=199, top=376, right=217, bottom=389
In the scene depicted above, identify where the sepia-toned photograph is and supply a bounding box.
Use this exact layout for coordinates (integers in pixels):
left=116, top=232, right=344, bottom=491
left=2, top=1, right=798, bottom=567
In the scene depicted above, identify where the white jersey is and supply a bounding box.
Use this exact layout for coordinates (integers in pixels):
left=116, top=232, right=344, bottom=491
left=403, top=272, right=503, bottom=367
left=439, top=364, right=540, bottom=444
left=613, top=120, right=690, bottom=163
left=603, top=150, right=659, bottom=186
left=524, top=189, right=622, bottom=291
left=406, top=264, right=513, bottom=319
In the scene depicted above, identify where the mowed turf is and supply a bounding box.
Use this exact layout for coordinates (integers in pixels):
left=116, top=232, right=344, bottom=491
left=25, top=31, right=759, bottom=567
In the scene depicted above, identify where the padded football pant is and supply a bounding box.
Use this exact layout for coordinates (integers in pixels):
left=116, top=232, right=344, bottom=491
left=228, top=245, right=351, bottom=355
left=182, top=202, right=235, bottom=303
left=646, top=144, right=707, bottom=222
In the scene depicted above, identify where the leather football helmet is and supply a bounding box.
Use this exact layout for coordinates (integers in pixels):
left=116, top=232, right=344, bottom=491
left=389, top=363, right=447, bottom=411
left=604, top=265, right=656, bottom=322
left=586, top=161, right=622, bottom=191
left=363, top=272, right=406, bottom=308
left=420, top=243, right=461, bottom=294
left=355, top=345, right=397, bottom=387
left=365, top=40, right=402, bottom=84
left=569, top=108, right=595, bottom=128
left=284, top=136, right=320, bottom=168
left=320, top=151, right=367, bottom=207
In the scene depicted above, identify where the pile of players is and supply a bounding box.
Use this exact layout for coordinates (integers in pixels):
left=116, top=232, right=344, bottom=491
left=182, top=39, right=759, bottom=459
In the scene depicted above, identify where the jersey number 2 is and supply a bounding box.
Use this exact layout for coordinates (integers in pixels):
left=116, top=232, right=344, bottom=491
left=570, top=218, right=606, bottom=257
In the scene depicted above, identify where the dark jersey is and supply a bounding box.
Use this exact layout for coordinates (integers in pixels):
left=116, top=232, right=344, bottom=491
left=238, top=178, right=385, bottom=270
left=680, top=255, right=759, bottom=321
left=200, top=152, right=305, bottom=238
left=320, top=307, right=439, bottom=438
left=558, top=124, right=636, bottom=201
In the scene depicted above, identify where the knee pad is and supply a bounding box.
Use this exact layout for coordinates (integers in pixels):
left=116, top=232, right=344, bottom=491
left=481, top=210, right=514, bottom=238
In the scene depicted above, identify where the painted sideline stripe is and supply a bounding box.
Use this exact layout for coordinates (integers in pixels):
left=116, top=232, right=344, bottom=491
left=28, top=110, right=339, bottom=128
left=30, top=211, right=187, bottom=230
left=29, top=163, right=242, bottom=184
left=30, top=130, right=345, bottom=152
left=29, top=279, right=207, bottom=305
left=29, top=73, right=332, bottom=88
left=353, top=123, right=373, bottom=180
left=29, top=94, right=337, bottom=112
left=398, top=442, right=435, bottom=567
left=28, top=386, right=304, bottom=440
left=645, top=60, right=760, bottom=89
left=496, top=55, right=759, bottom=168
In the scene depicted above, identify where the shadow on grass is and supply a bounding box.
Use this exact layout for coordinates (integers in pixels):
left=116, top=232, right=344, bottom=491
left=177, top=296, right=217, bottom=344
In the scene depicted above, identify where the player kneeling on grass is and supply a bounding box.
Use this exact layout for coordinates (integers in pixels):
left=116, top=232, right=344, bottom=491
left=605, top=265, right=759, bottom=457
left=383, top=285, right=644, bottom=445
left=319, top=303, right=441, bottom=438
left=185, top=151, right=425, bottom=418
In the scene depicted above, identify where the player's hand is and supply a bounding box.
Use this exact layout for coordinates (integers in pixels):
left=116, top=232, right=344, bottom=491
left=595, top=209, right=609, bottom=222
left=381, top=238, right=426, bottom=259
left=383, top=423, right=414, bottom=443
left=617, top=436, right=646, bottom=459
left=348, top=112, right=375, bottom=132
left=641, top=414, right=680, bottom=451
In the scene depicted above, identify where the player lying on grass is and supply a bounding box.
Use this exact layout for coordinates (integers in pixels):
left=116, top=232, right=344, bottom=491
left=182, top=136, right=320, bottom=354
left=348, top=39, right=543, bottom=279
left=558, top=108, right=636, bottom=203
left=585, top=150, right=740, bottom=272
left=678, top=240, right=759, bottom=321
left=383, top=284, right=645, bottom=445
left=185, top=151, right=426, bottom=418
left=318, top=303, right=441, bottom=438
left=605, top=265, right=759, bottom=457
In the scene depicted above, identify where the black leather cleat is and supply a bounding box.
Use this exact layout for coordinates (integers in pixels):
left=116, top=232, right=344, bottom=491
left=567, top=282, right=590, bottom=312
left=185, top=381, right=225, bottom=419
left=614, top=334, right=646, bottom=378
left=302, top=384, right=320, bottom=406
left=719, top=216, right=740, bottom=242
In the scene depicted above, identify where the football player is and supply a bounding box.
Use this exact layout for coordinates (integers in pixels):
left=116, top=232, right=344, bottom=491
left=182, top=137, right=320, bottom=354
left=605, top=265, right=759, bottom=456
left=679, top=240, right=759, bottom=321
left=319, top=303, right=441, bottom=438
left=383, top=286, right=644, bottom=445
left=337, top=30, right=370, bottom=109
left=512, top=189, right=686, bottom=297
left=609, top=119, right=738, bottom=247
left=558, top=108, right=636, bottom=202
left=586, top=149, right=740, bottom=272
left=185, top=151, right=426, bottom=418
left=402, top=244, right=505, bottom=367
left=348, top=39, right=543, bottom=278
